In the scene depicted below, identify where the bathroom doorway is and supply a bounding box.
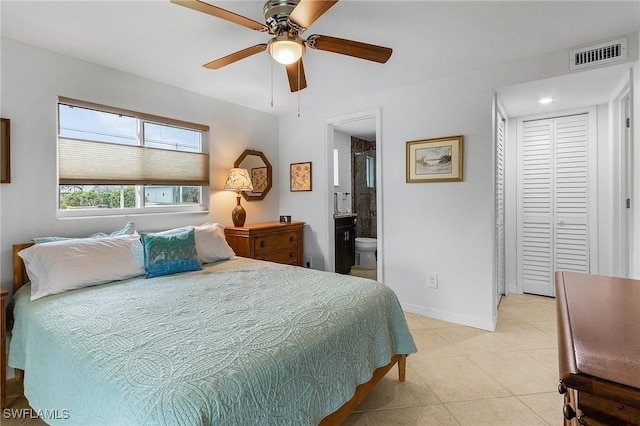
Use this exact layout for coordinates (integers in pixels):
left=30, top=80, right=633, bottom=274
left=325, top=109, right=382, bottom=281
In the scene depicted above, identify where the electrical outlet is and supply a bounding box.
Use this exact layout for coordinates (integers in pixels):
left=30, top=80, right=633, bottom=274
left=305, top=256, right=312, bottom=268
left=427, top=273, right=438, bottom=289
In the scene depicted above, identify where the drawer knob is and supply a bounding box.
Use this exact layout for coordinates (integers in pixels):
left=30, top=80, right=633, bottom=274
left=289, top=236, right=294, bottom=242
left=260, top=240, right=266, bottom=248
left=289, top=252, right=295, bottom=258
left=563, top=404, right=576, bottom=420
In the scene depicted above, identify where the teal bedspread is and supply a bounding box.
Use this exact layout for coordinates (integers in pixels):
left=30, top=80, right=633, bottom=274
left=9, top=258, right=416, bottom=425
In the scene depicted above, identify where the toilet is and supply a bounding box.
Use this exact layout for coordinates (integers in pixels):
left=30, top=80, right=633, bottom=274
left=355, top=237, right=377, bottom=269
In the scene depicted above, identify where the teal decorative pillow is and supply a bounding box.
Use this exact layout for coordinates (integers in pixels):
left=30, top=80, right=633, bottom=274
left=141, top=228, right=202, bottom=278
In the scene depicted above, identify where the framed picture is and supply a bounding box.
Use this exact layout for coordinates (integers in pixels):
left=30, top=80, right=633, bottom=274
left=250, top=167, right=268, bottom=193
left=290, top=161, right=312, bottom=191
left=406, top=135, right=463, bottom=183
left=1, top=118, right=10, bottom=184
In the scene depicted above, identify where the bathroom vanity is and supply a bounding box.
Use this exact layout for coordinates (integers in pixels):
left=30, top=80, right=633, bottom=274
left=334, top=214, right=356, bottom=274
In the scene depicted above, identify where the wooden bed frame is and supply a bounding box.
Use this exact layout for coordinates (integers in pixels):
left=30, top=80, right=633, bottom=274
left=5, top=243, right=407, bottom=424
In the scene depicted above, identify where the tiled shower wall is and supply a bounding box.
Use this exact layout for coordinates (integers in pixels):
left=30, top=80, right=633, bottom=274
left=351, top=137, right=376, bottom=238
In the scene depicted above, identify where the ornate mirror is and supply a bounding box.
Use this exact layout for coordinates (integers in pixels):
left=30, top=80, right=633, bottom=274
left=234, top=149, right=272, bottom=201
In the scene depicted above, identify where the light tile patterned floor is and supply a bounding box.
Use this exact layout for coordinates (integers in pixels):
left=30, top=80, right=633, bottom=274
left=4, top=293, right=561, bottom=425
left=350, top=265, right=377, bottom=280
left=345, top=293, right=563, bottom=425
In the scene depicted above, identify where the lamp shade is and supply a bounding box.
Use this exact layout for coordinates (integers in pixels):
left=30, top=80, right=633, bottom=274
left=268, top=35, right=305, bottom=65
left=224, top=168, right=254, bottom=192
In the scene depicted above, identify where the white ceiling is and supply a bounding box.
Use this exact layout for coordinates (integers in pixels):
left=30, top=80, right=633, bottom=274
left=2, top=1, right=639, bottom=117
left=498, top=62, right=633, bottom=118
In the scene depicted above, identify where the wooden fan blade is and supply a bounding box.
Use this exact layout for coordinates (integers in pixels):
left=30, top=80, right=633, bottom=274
left=288, top=0, right=338, bottom=30
left=171, top=0, right=268, bottom=32
left=203, top=44, right=267, bottom=69
left=285, top=60, right=308, bottom=92
left=307, top=34, right=392, bottom=63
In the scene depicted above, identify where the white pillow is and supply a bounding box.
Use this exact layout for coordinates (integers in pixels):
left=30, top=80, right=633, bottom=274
left=154, top=223, right=235, bottom=263
left=32, top=221, right=137, bottom=244
left=193, top=223, right=236, bottom=263
left=19, top=234, right=145, bottom=301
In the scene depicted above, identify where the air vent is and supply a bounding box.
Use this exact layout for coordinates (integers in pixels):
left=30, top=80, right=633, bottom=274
left=570, top=38, right=627, bottom=70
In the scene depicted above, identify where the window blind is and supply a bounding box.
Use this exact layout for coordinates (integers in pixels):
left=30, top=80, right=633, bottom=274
left=59, top=137, right=210, bottom=186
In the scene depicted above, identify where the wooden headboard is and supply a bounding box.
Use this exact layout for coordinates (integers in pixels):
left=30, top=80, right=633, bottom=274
left=12, top=243, right=33, bottom=294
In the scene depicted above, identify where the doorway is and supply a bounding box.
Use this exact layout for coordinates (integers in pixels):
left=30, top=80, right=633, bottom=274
left=325, top=109, right=382, bottom=280
left=496, top=63, right=633, bottom=299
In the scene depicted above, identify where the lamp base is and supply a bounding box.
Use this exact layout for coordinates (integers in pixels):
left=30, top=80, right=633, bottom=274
left=231, top=196, right=247, bottom=227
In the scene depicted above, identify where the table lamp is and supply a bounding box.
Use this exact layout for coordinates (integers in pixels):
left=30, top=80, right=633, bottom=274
left=224, top=168, right=254, bottom=227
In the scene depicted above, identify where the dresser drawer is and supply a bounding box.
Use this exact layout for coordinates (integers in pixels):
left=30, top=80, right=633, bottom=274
left=578, top=391, right=640, bottom=425
left=253, top=231, right=299, bottom=255
left=224, top=221, right=304, bottom=267
left=257, top=249, right=299, bottom=265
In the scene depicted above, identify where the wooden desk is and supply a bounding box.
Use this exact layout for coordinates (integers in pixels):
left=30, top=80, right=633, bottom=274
left=555, top=271, right=640, bottom=425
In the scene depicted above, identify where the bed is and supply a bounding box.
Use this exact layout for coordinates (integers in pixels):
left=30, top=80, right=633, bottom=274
left=7, top=235, right=416, bottom=425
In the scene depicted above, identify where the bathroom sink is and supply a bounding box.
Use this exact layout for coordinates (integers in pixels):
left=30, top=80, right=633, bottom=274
left=333, top=212, right=358, bottom=219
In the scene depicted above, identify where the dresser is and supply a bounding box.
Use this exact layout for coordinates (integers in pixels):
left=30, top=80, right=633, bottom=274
left=555, top=271, right=640, bottom=425
left=1, top=289, right=7, bottom=409
left=224, top=221, right=304, bottom=266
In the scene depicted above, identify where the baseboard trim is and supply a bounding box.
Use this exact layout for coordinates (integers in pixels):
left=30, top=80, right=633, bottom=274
left=401, top=302, right=496, bottom=332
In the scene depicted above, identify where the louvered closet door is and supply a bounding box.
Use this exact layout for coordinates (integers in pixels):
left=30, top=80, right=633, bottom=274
left=554, top=115, right=589, bottom=273
left=496, top=111, right=506, bottom=299
left=519, top=114, right=590, bottom=297
left=520, top=119, right=554, bottom=296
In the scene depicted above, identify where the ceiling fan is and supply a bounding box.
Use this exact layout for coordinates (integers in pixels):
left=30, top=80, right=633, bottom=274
left=171, top=0, right=393, bottom=92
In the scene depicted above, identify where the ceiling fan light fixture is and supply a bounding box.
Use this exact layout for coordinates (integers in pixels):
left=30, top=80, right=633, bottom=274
left=268, top=35, right=305, bottom=65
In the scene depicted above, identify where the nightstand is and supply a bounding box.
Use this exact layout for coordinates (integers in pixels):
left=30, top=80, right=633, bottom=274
left=224, top=221, right=304, bottom=266
left=1, top=289, right=6, bottom=409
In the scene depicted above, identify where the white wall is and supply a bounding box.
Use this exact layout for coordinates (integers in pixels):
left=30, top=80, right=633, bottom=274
left=0, top=38, right=280, bottom=297
left=596, top=104, right=613, bottom=276
left=278, top=40, right=640, bottom=331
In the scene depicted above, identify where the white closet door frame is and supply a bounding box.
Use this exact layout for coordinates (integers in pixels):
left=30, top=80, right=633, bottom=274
left=515, top=106, right=598, bottom=295
left=610, top=73, right=632, bottom=277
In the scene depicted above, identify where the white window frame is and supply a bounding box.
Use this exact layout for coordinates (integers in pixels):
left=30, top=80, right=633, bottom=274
left=56, top=97, right=210, bottom=218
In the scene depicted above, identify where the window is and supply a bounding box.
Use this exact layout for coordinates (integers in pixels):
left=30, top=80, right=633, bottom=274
left=365, top=155, right=375, bottom=188
left=57, top=97, right=209, bottom=216
left=333, top=148, right=339, bottom=187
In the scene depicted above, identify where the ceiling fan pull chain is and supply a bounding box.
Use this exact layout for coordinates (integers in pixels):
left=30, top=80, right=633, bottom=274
left=270, top=59, right=274, bottom=107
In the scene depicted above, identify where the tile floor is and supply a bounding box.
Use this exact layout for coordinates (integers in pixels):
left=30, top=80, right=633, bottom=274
left=4, top=293, right=561, bottom=425
left=350, top=265, right=377, bottom=280
left=344, top=293, right=562, bottom=425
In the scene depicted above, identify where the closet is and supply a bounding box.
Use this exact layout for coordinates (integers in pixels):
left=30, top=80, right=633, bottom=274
left=517, top=112, right=592, bottom=297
